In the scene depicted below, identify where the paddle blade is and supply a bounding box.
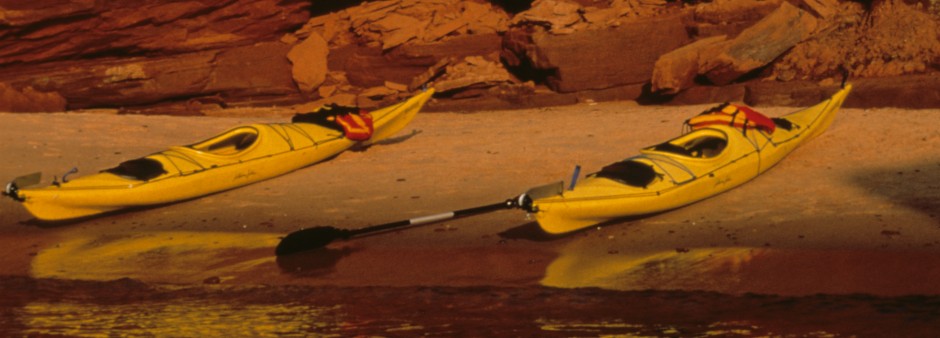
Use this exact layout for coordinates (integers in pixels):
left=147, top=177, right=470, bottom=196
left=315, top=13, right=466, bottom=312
left=525, top=181, right=564, bottom=200
left=4, top=172, right=41, bottom=201
left=275, top=226, right=352, bottom=256
left=12, top=172, right=42, bottom=188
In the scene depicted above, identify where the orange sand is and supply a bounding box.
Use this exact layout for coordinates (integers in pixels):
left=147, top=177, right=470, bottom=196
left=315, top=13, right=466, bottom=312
left=1, top=101, right=938, bottom=296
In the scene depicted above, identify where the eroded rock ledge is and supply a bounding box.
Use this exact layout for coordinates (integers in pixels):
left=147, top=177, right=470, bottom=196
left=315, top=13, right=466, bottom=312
left=0, top=0, right=937, bottom=114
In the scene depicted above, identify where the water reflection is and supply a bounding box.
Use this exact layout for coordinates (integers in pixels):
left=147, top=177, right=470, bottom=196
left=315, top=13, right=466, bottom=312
left=30, top=231, right=279, bottom=283
left=3, top=276, right=938, bottom=337
left=536, top=318, right=829, bottom=337
left=543, top=247, right=940, bottom=296
left=16, top=301, right=341, bottom=337
left=276, top=247, right=355, bottom=276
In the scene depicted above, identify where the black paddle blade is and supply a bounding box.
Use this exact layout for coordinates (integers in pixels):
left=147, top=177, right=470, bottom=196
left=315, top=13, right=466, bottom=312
left=275, top=226, right=352, bottom=256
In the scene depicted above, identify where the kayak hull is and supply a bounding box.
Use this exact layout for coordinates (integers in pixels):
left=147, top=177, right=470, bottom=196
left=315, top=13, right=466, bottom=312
left=12, top=90, right=434, bottom=221
left=531, top=85, right=852, bottom=234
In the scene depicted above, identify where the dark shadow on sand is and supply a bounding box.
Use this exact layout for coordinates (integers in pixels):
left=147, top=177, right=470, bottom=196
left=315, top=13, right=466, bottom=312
left=350, top=129, right=423, bottom=152
left=852, top=160, right=940, bottom=220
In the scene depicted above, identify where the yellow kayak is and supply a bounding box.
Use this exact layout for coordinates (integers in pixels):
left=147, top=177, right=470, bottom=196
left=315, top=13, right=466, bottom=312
left=528, top=85, right=852, bottom=234
left=5, top=90, right=434, bottom=221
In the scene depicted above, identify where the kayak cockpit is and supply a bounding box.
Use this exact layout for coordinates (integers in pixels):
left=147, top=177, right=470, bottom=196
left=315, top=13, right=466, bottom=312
left=104, top=158, right=167, bottom=181
left=188, top=127, right=260, bottom=156
left=649, top=129, right=728, bottom=159
left=594, top=161, right=658, bottom=188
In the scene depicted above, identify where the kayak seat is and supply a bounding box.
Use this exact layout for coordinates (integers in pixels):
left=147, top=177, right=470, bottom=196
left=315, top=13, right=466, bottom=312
left=652, top=142, right=691, bottom=156
left=104, top=158, right=167, bottom=181
left=684, top=136, right=727, bottom=158
left=190, top=128, right=259, bottom=155
left=594, top=160, right=657, bottom=188
left=652, top=136, right=727, bottom=158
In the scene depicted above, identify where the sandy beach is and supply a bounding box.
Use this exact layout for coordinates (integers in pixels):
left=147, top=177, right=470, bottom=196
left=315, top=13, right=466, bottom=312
left=1, top=100, right=939, bottom=335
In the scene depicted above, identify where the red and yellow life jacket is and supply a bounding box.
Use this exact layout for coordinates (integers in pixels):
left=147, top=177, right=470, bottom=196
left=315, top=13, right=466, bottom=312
left=333, top=109, right=374, bottom=141
left=292, top=106, right=375, bottom=141
left=687, top=103, right=776, bottom=134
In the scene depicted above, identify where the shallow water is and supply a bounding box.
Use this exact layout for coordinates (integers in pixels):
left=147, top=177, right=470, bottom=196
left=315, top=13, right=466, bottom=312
left=8, top=226, right=940, bottom=335
left=544, top=247, right=940, bottom=296
left=2, top=277, right=940, bottom=337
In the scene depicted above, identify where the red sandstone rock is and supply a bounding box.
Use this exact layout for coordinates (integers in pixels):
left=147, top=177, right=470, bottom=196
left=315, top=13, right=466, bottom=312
left=668, top=84, right=746, bottom=106
left=503, top=15, right=690, bottom=92
left=204, top=42, right=300, bottom=105
left=841, top=75, right=940, bottom=109
left=0, top=42, right=299, bottom=110
left=0, top=0, right=937, bottom=114
left=797, top=0, right=840, bottom=19
left=651, top=35, right=731, bottom=94
left=409, top=58, right=454, bottom=92
left=0, top=0, right=309, bottom=112
left=0, top=0, right=310, bottom=65
left=332, top=34, right=503, bottom=89
left=399, top=34, right=504, bottom=63
left=690, top=0, right=783, bottom=38
left=333, top=0, right=508, bottom=50
left=288, top=33, right=330, bottom=94
left=512, top=0, right=671, bottom=34
left=692, top=0, right=784, bottom=25
left=510, top=0, right=583, bottom=34
left=703, top=2, right=818, bottom=85
left=426, top=56, right=514, bottom=93
left=0, top=83, right=67, bottom=112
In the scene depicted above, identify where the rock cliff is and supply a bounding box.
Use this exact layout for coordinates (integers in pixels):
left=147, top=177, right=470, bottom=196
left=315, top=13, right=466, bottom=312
left=0, top=0, right=937, bottom=113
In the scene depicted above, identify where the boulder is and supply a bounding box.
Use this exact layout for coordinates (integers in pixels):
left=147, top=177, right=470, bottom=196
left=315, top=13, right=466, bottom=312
left=651, top=35, right=731, bottom=94
left=503, top=15, right=690, bottom=93
left=703, top=2, right=818, bottom=85
left=288, top=33, right=330, bottom=94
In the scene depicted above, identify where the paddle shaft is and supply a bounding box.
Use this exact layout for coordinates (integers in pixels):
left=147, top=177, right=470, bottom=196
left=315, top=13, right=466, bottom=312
left=347, top=200, right=514, bottom=238
left=276, top=195, right=533, bottom=255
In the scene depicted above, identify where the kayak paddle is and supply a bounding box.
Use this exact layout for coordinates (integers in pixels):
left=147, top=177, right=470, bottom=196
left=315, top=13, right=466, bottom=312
left=3, top=172, right=41, bottom=202
left=274, top=181, right=564, bottom=256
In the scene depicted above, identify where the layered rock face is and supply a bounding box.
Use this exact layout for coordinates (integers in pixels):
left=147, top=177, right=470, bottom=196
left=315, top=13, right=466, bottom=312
left=0, top=0, right=310, bottom=112
left=1, top=0, right=938, bottom=113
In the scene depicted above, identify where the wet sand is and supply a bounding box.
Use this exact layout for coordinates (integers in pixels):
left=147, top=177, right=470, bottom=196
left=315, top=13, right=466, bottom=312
left=1, top=100, right=939, bottom=335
